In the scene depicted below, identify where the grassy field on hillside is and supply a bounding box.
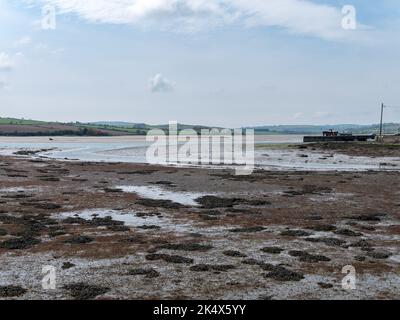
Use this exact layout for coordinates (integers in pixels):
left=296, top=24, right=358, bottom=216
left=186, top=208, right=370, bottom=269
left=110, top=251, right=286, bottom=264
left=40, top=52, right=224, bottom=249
left=0, top=118, right=47, bottom=125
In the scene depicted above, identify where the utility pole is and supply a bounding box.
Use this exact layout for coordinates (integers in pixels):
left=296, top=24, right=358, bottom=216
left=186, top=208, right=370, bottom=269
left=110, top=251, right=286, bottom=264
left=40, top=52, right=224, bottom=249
left=379, top=102, right=384, bottom=138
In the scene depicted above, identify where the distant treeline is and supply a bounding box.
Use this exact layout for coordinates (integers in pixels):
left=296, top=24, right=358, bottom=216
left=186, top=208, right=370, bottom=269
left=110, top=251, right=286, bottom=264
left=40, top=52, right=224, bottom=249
left=0, top=129, right=111, bottom=137
left=251, top=123, right=400, bottom=135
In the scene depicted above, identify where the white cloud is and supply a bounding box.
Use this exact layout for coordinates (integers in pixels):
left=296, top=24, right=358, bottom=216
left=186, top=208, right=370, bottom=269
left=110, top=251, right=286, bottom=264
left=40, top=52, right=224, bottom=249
left=148, top=73, right=175, bottom=92
left=15, top=36, right=32, bottom=46
left=292, top=112, right=304, bottom=120
left=31, top=0, right=366, bottom=40
left=0, top=52, right=15, bottom=71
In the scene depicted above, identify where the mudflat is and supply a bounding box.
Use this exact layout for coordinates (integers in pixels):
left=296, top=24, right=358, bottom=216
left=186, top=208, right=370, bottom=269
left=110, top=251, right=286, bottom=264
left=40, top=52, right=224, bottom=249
left=0, top=146, right=399, bottom=300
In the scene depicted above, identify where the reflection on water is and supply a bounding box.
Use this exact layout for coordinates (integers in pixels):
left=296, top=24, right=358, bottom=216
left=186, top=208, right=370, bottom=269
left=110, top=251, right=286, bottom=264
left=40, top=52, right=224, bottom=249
left=1, top=135, right=400, bottom=171
left=0, top=135, right=302, bottom=163
left=117, top=185, right=206, bottom=206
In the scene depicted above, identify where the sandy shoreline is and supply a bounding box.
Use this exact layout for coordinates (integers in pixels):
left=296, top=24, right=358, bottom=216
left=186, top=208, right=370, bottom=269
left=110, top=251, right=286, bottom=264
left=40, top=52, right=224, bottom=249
left=0, top=148, right=399, bottom=300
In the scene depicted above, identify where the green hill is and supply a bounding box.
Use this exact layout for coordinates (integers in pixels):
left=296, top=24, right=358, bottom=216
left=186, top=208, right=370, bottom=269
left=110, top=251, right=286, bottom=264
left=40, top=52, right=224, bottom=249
left=0, top=117, right=47, bottom=125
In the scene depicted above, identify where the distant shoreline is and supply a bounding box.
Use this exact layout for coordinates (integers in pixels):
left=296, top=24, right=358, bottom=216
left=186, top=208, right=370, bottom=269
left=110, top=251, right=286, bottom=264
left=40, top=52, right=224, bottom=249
left=1, top=117, right=399, bottom=137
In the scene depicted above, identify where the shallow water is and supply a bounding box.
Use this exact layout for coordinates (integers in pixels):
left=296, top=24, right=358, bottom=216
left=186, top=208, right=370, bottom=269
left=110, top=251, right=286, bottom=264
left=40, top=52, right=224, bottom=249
left=55, top=209, right=226, bottom=235
left=1, top=135, right=400, bottom=171
left=117, top=185, right=206, bottom=206
left=255, top=149, right=400, bottom=171
left=58, top=209, right=169, bottom=228
left=0, top=135, right=301, bottom=163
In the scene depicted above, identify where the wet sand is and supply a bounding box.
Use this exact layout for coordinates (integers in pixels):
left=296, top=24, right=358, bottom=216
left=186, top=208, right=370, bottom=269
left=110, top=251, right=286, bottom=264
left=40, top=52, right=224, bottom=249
left=0, top=146, right=399, bottom=300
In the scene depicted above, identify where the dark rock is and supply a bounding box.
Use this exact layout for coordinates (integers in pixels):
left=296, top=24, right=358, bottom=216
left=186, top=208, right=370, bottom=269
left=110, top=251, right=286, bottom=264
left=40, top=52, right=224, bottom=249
left=13, top=227, right=40, bottom=238
left=63, top=283, right=109, bottom=300
left=199, top=214, right=219, bottom=220
left=128, top=268, right=160, bottom=278
left=137, top=199, right=184, bottom=209
left=151, top=181, right=175, bottom=186
left=264, top=266, right=304, bottom=282
left=0, top=237, right=41, bottom=249
left=14, top=150, right=40, bottom=156
left=195, top=196, right=269, bottom=209
left=318, top=282, right=334, bottom=289
left=288, top=250, right=331, bottom=263
left=189, top=264, right=210, bottom=272
left=145, top=253, right=193, bottom=264
left=305, top=237, right=346, bottom=247
left=350, top=240, right=373, bottom=249
left=137, top=225, right=161, bottom=230
left=90, top=216, right=124, bottom=227
left=280, top=229, right=311, bottom=237
left=258, top=294, right=274, bottom=300
left=367, top=251, right=392, bottom=259
left=63, top=217, right=87, bottom=224
left=308, top=224, right=336, bottom=232
left=160, top=254, right=194, bottom=264
left=107, top=225, right=130, bottom=232
left=2, top=194, right=33, bottom=199
left=347, top=213, right=386, bottom=222
left=64, top=236, right=94, bottom=244
left=189, top=233, right=203, bottom=238
left=246, top=199, right=271, bottom=206
left=135, top=212, right=161, bottom=217
left=334, top=229, right=362, bottom=237
left=354, top=255, right=366, bottom=262
left=190, top=264, right=236, bottom=272
left=158, top=243, right=213, bottom=251
left=39, top=177, right=60, bottom=182
left=360, top=225, right=376, bottom=231
left=226, top=208, right=261, bottom=215
left=229, top=226, right=265, bottom=233
left=261, top=247, right=284, bottom=254
left=195, top=196, right=239, bottom=208
left=62, top=262, right=76, bottom=270
left=0, top=285, right=27, bottom=297
left=259, top=263, right=278, bottom=271
left=241, top=258, right=265, bottom=266
left=103, top=188, right=123, bottom=193
left=222, top=250, right=247, bottom=257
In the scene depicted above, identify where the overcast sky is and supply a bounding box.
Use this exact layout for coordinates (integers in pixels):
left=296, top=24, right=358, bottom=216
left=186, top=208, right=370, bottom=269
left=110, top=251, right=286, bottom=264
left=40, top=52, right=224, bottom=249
left=1, top=0, right=399, bottom=127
